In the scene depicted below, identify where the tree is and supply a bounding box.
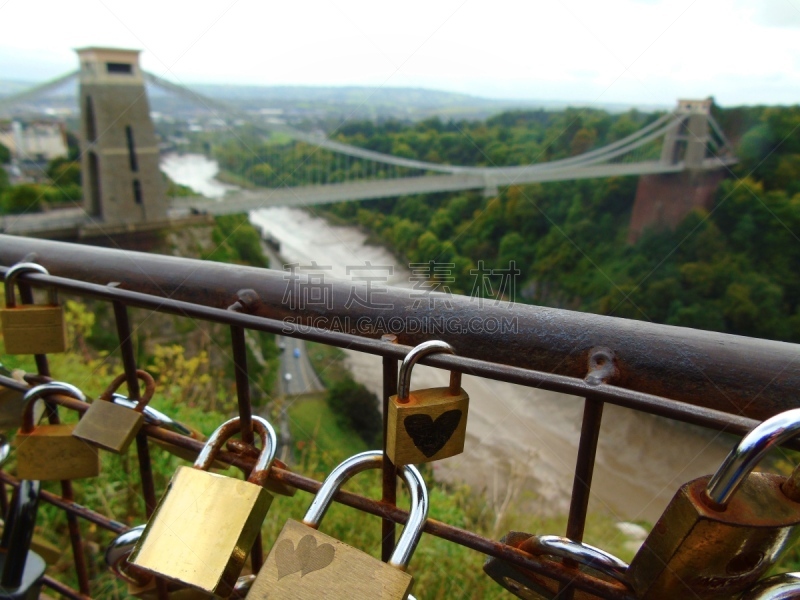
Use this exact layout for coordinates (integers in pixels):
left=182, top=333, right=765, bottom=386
left=1, top=184, right=41, bottom=214
left=0, top=142, right=10, bottom=165
left=325, top=377, right=382, bottom=445
left=46, top=157, right=81, bottom=186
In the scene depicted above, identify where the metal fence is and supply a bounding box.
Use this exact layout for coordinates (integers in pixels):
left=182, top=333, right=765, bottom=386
left=1, top=233, right=799, bottom=599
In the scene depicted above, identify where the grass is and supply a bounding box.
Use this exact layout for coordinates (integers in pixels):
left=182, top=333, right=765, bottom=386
left=305, top=341, right=349, bottom=388
left=287, top=393, right=368, bottom=465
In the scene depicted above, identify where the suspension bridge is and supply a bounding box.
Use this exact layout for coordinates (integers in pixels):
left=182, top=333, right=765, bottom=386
left=0, top=53, right=736, bottom=239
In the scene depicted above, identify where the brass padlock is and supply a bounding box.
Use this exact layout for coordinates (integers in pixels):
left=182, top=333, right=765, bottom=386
left=739, top=572, right=800, bottom=599
left=247, top=449, right=428, bottom=599
left=0, top=368, right=44, bottom=433
left=1, top=263, right=67, bottom=355
left=629, top=408, right=800, bottom=599
left=130, top=416, right=278, bottom=597
left=386, top=340, right=469, bottom=466
left=0, top=433, right=59, bottom=566
left=106, top=525, right=254, bottom=599
left=108, top=394, right=209, bottom=462
left=483, top=533, right=631, bottom=599
left=14, top=382, right=100, bottom=481
left=72, top=370, right=155, bottom=454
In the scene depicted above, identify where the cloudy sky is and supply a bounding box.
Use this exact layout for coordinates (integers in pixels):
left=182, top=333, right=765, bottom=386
left=0, top=0, right=798, bottom=106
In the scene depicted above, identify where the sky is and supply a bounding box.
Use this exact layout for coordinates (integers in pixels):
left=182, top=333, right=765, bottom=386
left=0, top=0, right=798, bottom=106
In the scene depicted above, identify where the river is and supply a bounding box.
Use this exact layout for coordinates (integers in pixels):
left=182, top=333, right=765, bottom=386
left=161, top=153, right=732, bottom=526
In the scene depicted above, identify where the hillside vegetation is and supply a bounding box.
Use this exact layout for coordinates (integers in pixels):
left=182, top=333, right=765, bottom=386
left=214, top=103, right=800, bottom=342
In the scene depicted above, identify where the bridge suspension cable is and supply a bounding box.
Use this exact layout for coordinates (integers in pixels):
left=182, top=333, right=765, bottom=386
left=0, top=70, right=79, bottom=114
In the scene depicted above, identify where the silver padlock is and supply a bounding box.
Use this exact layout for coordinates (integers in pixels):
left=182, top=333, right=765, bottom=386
left=247, top=450, right=428, bottom=599
left=739, top=573, right=800, bottom=599
left=483, top=533, right=631, bottom=599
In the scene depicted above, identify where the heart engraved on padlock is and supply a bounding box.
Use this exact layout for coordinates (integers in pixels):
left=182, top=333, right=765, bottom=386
left=386, top=340, right=469, bottom=466
left=483, top=533, right=631, bottom=599
left=629, top=408, right=800, bottom=600
left=72, top=370, right=155, bottom=454
left=247, top=450, right=429, bottom=599
left=1, top=262, right=67, bottom=356
left=14, top=382, right=100, bottom=481
left=130, top=415, right=278, bottom=597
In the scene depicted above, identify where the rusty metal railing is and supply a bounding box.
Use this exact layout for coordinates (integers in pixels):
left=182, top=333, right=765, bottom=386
left=1, top=234, right=799, bottom=599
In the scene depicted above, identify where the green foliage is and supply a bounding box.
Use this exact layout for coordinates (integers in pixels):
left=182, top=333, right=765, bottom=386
left=1, top=183, right=42, bottom=214
left=46, top=156, right=81, bottom=187
left=0, top=142, right=9, bottom=164
left=0, top=166, right=8, bottom=191
left=325, top=377, right=383, bottom=446
left=298, top=104, right=800, bottom=343
left=206, top=213, right=269, bottom=268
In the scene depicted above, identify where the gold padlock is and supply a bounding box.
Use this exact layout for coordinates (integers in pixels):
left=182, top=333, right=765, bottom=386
left=386, top=340, right=469, bottom=466
left=483, top=533, right=631, bottom=599
left=14, top=382, right=100, bottom=481
left=0, top=431, right=60, bottom=565
left=628, top=408, right=800, bottom=599
left=130, top=416, right=277, bottom=597
left=72, top=370, right=155, bottom=454
left=1, top=262, right=67, bottom=355
left=247, top=450, right=429, bottom=599
left=105, top=525, right=255, bottom=599
left=0, top=367, right=44, bottom=432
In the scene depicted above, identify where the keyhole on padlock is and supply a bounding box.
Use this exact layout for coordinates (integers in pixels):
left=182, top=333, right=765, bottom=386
left=725, top=551, right=764, bottom=576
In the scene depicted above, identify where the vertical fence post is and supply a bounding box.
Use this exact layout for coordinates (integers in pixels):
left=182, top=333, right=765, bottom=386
left=381, top=334, right=399, bottom=562
left=558, top=396, right=605, bottom=600
left=112, top=299, right=169, bottom=600
left=229, top=318, right=264, bottom=572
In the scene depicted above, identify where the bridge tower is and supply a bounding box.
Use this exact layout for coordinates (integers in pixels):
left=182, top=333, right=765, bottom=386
left=628, top=98, right=725, bottom=243
left=76, top=47, right=166, bottom=226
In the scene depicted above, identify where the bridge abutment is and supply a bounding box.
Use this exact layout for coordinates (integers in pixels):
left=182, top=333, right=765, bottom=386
left=627, top=169, right=726, bottom=243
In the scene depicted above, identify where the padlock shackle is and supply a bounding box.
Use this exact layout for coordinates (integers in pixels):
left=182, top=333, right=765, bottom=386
left=0, top=433, right=9, bottom=468
left=111, top=395, right=193, bottom=436
left=738, top=572, right=800, bottom=599
left=397, top=340, right=460, bottom=401
left=302, top=450, right=429, bottom=570
left=193, top=416, right=278, bottom=484
left=4, top=262, right=56, bottom=308
left=522, top=535, right=629, bottom=584
left=98, top=370, right=155, bottom=413
left=105, top=525, right=151, bottom=587
left=1, top=478, right=41, bottom=588
left=20, top=381, right=86, bottom=433
left=705, top=408, right=800, bottom=507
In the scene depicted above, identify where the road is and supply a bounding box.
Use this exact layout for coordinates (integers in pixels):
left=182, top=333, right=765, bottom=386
left=277, top=335, right=324, bottom=397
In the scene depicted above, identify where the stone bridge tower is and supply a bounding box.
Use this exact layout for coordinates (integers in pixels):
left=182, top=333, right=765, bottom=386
left=76, top=47, right=166, bottom=226
left=628, top=98, right=726, bottom=243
